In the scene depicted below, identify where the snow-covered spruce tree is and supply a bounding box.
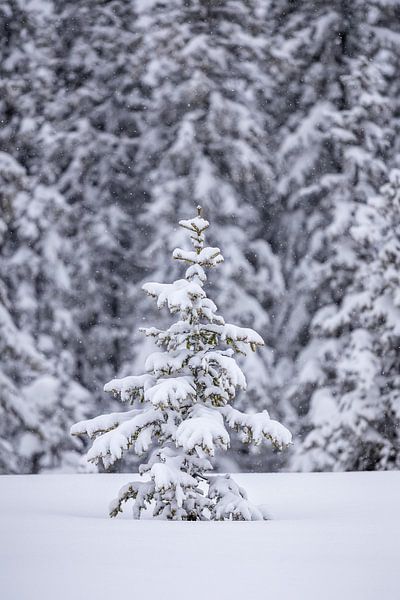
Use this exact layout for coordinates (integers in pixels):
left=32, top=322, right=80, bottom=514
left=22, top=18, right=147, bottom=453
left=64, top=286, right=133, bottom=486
left=268, top=0, right=400, bottom=463
left=72, top=209, right=291, bottom=520
left=294, top=170, right=400, bottom=471
left=289, top=50, right=397, bottom=470
left=38, top=0, right=148, bottom=398
left=0, top=151, right=45, bottom=473
left=0, top=2, right=92, bottom=473
left=0, top=151, right=91, bottom=472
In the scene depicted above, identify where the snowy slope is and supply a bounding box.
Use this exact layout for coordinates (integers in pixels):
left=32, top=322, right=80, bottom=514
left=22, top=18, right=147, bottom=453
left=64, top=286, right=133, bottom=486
left=0, top=473, right=399, bottom=600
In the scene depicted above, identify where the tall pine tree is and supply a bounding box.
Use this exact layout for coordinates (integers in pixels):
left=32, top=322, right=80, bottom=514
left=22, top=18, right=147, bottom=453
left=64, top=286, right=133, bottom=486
left=269, top=0, right=400, bottom=469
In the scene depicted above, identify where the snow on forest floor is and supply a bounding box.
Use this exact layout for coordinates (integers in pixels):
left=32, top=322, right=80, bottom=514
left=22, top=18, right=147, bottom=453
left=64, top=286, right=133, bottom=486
left=0, top=472, right=399, bottom=600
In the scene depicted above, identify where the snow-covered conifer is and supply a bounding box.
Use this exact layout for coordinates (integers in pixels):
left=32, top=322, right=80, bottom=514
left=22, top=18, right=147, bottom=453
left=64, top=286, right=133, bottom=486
left=294, top=171, right=400, bottom=470
left=0, top=151, right=91, bottom=472
left=270, top=0, right=400, bottom=466
left=40, top=0, right=147, bottom=396
left=72, top=209, right=291, bottom=519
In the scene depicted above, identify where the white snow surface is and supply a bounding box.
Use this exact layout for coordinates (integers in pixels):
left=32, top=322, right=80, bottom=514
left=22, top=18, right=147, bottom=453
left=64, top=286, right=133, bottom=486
left=0, top=472, right=399, bottom=600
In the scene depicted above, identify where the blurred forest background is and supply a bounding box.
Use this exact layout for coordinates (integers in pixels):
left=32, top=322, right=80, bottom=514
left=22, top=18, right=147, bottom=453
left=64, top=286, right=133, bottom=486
left=1, top=0, right=400, bottom=474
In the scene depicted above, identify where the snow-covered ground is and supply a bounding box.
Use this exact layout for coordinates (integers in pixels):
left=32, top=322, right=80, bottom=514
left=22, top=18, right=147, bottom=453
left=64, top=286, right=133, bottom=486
left=0, top=472, right=399, bottom=600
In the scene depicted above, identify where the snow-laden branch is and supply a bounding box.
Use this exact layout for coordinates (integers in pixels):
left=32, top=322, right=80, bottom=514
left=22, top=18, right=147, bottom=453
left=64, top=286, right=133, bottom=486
left=85, top=408, right=161, bottom=466
left=70, top=409, right=140, bottom=438
left=103, top=374, right=155, bottom=402
left=175, top=405, right=230, bottom=456
left=220, top=405, right=292, bottom=449
left=200, top=351, right=247, bottom=389
left=145, top=376, right=195, bottom=409
left=179, top=216, right=209, bottom=232
left=209, top=475, right=268, bottom=521
left=145, top=350, right=190, bottom=375
left=143, top=279, right=206, bottom=312
left=202, top=322, right=264, bottom=350
left=173, top=246, right=224, bottom=268
left=109, top=480, right=156, bottom=519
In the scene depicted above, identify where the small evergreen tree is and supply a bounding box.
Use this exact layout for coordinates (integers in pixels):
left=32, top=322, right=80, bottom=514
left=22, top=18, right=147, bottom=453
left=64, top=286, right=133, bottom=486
left=72, top=208, right=291, bottom=520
